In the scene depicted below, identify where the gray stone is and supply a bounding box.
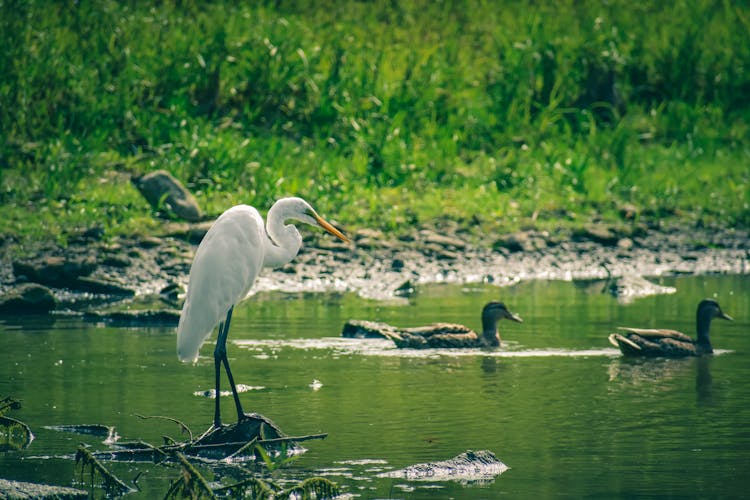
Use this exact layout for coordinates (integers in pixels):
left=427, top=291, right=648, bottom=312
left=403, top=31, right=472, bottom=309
left=576, top=224, right=620, bottom=246
left=354, top=228, right=385, bottom=241
left=13, top=256, right=96, bottom=287
left=0, top=283, right=56, bottom=314
left=617, top=237, right=634, bottom=251
left=0, top=478, right=86, bottom=499
left=72, top=277, right=135, bottom=296
left=83, top=308, right=180, bottom=327
left=421, top=230, right=467, bottom=249
left=494, top=231, right=539, bottom=253
left=377, top=450, right=509, bottom=483
left=423, top=243, right=459, bottom=260
left=134, top=169, right=202, bottom=222
left=101, top=254, right=131, bottom=268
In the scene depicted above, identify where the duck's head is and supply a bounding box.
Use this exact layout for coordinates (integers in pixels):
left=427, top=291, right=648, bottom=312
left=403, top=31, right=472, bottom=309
left=697, top=299, right=733, bottom=322
left=481, top=302, right=523, bottom=344
left=696, top=299, right=732, bottom=346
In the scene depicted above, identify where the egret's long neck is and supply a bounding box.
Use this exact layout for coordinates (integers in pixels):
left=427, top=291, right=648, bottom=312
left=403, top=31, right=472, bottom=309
left=262, top=201, right=303, bottom=269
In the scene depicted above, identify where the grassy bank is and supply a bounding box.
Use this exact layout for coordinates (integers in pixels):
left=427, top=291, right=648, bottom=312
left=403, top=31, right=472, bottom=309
left=1, top=0, right=748, bottom=247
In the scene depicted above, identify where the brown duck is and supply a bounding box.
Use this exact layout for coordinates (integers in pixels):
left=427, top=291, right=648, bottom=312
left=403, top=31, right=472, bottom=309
left=608, top=299, right=733, bottom=357
left=341, top=301, right=523, bottom=349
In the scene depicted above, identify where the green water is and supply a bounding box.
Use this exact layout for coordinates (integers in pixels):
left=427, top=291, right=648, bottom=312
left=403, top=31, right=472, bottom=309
left=1, top=275, right=749, bottom=498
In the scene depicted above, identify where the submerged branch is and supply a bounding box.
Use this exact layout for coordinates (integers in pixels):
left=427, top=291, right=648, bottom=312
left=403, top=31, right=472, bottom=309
left=278, top=477, right=341, bottom=499
left=0, top=397, right=33, bottom=450
left=0, top=397, right=22, bottom=416
left=164, top=451, right=217, bottom=500
left=0, top=415, right=34, bottom=451
left=75, top=445, right=133, bottom=495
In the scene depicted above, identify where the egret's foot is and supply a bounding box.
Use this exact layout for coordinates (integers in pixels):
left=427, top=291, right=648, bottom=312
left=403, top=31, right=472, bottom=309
left=195, top=412, right=285, bottom=446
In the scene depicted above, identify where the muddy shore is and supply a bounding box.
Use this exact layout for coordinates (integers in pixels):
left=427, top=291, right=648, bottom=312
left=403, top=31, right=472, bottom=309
left=1, top=219, right=747, bottom=318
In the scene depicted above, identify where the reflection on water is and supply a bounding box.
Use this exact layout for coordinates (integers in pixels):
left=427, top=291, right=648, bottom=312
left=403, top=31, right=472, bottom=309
left=695, top=356, right=717, bottom=406
left=0, top=275, right=748, bottom=498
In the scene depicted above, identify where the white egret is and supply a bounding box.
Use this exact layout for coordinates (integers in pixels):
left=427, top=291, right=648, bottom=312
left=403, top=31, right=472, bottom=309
left=177, top=197, right=349, bottom=427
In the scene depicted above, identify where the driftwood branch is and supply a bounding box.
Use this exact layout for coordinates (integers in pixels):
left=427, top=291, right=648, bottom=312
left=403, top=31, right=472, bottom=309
left=90, top=433, right=327, bottom=463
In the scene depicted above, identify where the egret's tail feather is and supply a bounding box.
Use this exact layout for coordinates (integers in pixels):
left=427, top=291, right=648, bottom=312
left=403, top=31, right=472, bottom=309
left=177, top=302, right=217, bottom=363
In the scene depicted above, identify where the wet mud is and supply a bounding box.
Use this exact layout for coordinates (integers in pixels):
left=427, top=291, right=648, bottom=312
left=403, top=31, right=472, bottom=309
left=0, top=223, right=747, bottom=317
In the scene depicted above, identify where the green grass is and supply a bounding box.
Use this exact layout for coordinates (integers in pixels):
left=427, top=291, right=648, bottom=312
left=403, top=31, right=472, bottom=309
left=1, top=0, right=748, bottom=246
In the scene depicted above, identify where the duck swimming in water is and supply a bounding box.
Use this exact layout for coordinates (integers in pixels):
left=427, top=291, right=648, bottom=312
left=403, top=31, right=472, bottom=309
left=608, top=299, right=733, bottom=357
left=341, top=301, right=523, bottom=349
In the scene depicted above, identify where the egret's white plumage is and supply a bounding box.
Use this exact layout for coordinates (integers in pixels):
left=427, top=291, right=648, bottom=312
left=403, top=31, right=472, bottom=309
left=177, top=205, right=265, bottom=362
left=176, top=197, right=348, bottom=426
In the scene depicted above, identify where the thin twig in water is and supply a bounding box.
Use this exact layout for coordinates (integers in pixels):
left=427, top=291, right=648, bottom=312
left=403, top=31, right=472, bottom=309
left=223, top=436, right=258, bottom=462
left=135, top=413, right=194, bottom=441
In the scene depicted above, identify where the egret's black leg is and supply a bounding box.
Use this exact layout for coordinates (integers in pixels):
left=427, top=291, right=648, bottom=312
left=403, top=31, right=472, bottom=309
left=215, top=306, right=245, bottom=422
left=213, top=317, right=228, bottom=428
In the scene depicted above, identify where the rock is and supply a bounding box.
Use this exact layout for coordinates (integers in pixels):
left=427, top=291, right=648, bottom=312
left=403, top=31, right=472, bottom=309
left=71, top=277, right=135, bottom=296
left=617, top=237, right=634, bottom=251
left=377, top=450, right=509, bottom=483
left=278, top=263, right=297, bottom=274
left=69, top=225, right=105, bottom=243
left=13, top=256, right=96, bottom=287
left=619, top=203, right=639, bottom=220
left=493, top=231, right=543, bottom=253
left=354, top=237, right=380, bottom=249
left=354, top=228, right=385, bottom=241
left=137, top=235, right=162, bottom=249
left=186, top=221, right=214, bottom=244
left=423, top=243, right=459, bottom=260
left=314, top=237, right=349, bottom=252
left=575, top=224, right=620, bottom=246
left=159, top=282, right=183, bottom=303
left=0, top=283, right=56, bottom=314
left=101, top=254, right=131, bottom=268
left=421, top=230, right=466, bottom=249
left=0, top=478, right=87, bottom=499
left=394, top=280, right=415, bottom=297
left=82, top=309, right=180, bottom=327
left=608, top=275, right=677, bottom=304
left=133, top=169, right=202, bottom=222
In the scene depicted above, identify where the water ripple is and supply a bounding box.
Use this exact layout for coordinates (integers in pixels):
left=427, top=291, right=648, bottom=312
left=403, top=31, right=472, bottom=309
left=233, top=337, right=621, bottom=358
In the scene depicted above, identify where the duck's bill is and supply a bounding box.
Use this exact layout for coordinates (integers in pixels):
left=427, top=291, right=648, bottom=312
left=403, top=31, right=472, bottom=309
left=314, top=213, right=350, bottom=243
left=720, top=312, right=733, bottom=321
left=509, top=312, right=524, bottom=323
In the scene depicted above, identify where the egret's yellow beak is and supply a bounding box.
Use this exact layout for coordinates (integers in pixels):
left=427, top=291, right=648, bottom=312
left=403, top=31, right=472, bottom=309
left=313, top=213, right=350, bottom=243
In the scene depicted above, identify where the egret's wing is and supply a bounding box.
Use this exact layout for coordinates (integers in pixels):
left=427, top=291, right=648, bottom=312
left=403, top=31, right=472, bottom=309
left=177, top=206, right=265, bottom=362
left=616, top=327, right=692, bottom=342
